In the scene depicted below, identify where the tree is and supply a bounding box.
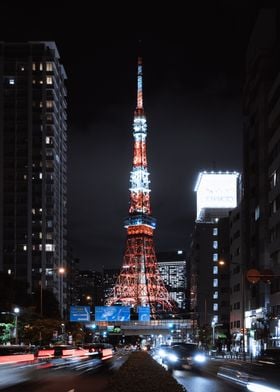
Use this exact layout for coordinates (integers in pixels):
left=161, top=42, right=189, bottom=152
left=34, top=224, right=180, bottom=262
left=0, top=323, right=13, bottom=344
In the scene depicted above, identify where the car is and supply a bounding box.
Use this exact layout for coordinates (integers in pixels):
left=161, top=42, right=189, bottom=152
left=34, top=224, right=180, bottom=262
left=256, top=348, right=280, bottom=367
left=162, top=343, right=207, bottom=373
left=82, top=343, right=114, bottom=360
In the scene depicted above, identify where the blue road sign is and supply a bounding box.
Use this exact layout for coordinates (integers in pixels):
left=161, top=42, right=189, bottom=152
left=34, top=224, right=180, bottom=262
left=70, top=306, right=90, bottom=322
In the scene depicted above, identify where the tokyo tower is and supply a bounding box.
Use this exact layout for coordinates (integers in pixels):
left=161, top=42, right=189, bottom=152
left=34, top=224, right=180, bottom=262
left=106, top=57, right=175, bottom=318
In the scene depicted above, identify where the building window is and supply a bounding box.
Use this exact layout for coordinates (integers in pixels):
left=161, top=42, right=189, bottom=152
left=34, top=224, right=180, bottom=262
left=46, top=76, right=52, bottom=85
left=46, top=62, right=53, bottom=71
left=255, top=205, right=260, bottom=221
left=213, top=278, right=218, bottom=287
left=213, top=291, right=218, bottom=299
left=213, top=228, right=218, bottom=236
left=213, top=303, right=218, bottom=311
left=23, top=245, right=27, bottom=251
left=39, top=63, right=43, bottom=71
left=9, top=78, right=15, bottom=85
left=46, top=244, right=54, bottom=252
left=213, top=241, right=218, bottom=249
left=213, top=253, right=218, bottom=261
left=32, top=63, right=36, bottom=71
left=213, top=266, right=218, bottom=274
left=46, top=100, right=53, bottom=108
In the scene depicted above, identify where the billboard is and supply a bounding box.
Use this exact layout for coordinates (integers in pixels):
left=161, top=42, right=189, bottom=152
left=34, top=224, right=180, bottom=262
left=137, top=306, right=150, bottom=321
left=195, top=172, right=239, bottom=220
left=95, top=306, right=130, bottom=321
left=70, top=306, right=91, bottom=322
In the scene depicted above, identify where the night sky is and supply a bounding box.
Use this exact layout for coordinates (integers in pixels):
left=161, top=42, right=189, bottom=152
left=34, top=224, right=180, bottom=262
left=0, top=2, right=265, bottom=270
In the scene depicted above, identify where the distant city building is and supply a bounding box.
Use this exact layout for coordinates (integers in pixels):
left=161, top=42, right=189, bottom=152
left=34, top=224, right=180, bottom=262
left=75, top=270, right=103, bottom=307
left=190, top=171, right=240, bottom=328
left=156, top=250, right=187, bottom=309
left=0, top=42, right=67, bottom=316
left=103, top=268, right=120, bottom=302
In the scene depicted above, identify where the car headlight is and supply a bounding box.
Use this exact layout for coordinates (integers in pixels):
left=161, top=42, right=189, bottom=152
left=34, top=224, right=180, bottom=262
left=247, top=382, right=280, bottom=392
left=194, top=353, right=206, bottom=363
left=167, top=353, right=178, bottom=362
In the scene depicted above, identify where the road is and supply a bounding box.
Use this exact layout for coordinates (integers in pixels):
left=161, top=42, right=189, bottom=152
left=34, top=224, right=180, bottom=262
left=2, top=352, right=280, bottom=392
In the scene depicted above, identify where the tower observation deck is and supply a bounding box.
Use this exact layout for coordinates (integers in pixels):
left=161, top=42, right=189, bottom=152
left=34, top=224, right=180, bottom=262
left=106, top=57, right=175, bottom=318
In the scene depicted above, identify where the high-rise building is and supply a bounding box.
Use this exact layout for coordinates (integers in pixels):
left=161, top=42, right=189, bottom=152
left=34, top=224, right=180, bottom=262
left=242, top=8, right=280, bottom=353
left=0, top=42, right=67, bottom=316
left=190, top=171, right=240, bottom=328
left=106, top=58, right=174, bottom=317
left=156, top=250, right=187, bottom=310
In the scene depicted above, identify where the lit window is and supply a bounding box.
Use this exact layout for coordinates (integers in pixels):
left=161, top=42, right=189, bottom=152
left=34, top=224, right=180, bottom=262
left=46, top=62, right=53, bottom=71
left=39, top=173, right=42, bottom=179
left=7, top=269, right=11, bottom=275
left=46, top=136, right=50, bottom=144
left=21, top=66, right=25, bottom=71
left=32, top=63, right=36, bottom=71
left=23, top=245, right=27, bottom=251
left=213, top=228, right=218, bottom=236
left=255, top=205, right=260, bottom=220
left=46, top=100, right=53, bottom=108
left=213, top=241, right=218, bottom=249
left=39, top=63, right=43, bottom=71
left=39, top=232, right=42, bottom=239
left=46, top=76, right=52, bottom=85
left=213, top=291, right=218, bottom=299
left=213, top=303, right=218, bottom=311
left=213, top=266, right=218, bottom=274
left=46, top=244, right=54, bottom=252
left=213, top=278, right=218, bottom=287
left=213, top=253, right=218, bottom=261
left=32, top=208, right=35, bottom=214
left=9, top=79, right=15, bottom=85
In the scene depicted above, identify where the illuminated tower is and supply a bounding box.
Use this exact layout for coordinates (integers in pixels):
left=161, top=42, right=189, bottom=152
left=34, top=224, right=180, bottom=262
left=106, top=58, right=174, bottom=317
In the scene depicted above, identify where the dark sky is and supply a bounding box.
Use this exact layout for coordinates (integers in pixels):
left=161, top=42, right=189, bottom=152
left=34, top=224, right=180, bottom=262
left=0, top=2, right=265, bottom=270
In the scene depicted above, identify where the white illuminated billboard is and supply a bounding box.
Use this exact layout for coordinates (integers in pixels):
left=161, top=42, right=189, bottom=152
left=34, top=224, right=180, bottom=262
left=195, top=172, right=239, bottom=220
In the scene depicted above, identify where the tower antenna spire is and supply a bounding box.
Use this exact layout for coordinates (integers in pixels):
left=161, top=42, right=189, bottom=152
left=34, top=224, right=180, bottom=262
left=137, top=56, right=143, bottom=110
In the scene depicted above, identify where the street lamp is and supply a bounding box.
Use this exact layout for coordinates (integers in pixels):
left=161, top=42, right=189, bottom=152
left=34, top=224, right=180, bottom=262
left=40, top=267, right=66, bottom=318
left=13, top=307, right=20, bottom=345
left=211, top=321, right=223, bottom=346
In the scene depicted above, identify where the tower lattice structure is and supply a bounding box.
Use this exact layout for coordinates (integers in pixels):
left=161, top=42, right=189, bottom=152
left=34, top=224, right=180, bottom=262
left=106, top=57, right=175, bottom=317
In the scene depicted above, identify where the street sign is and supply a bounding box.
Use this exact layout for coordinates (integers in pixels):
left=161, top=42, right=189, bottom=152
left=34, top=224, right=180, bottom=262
left=70, top=306, right=90, bottom=322
left=246, top=269, right=260, bottom=284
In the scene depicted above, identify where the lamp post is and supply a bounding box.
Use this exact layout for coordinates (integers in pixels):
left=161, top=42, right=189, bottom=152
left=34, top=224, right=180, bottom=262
left=13, top=307, right=20, bottom=345
left=211, top=321, right=223, bottom=346
left=40, top=267, right=65, bottom=318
